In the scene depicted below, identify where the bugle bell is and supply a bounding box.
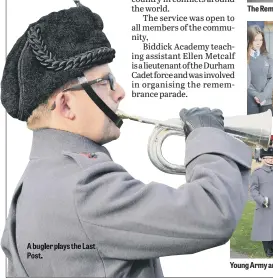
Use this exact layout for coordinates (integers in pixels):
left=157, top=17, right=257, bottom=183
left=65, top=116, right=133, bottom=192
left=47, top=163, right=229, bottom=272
left=116, top=109, right=273, bottom=175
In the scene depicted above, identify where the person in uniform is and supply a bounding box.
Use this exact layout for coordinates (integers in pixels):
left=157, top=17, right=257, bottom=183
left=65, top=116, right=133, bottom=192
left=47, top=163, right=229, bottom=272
left=247, top=25, right=273, bottom=115
left=1, top=4, right=252, bottom=278
left=254, top=146, right=261, bottom=163
left=250, top=148, right=273, bottom=257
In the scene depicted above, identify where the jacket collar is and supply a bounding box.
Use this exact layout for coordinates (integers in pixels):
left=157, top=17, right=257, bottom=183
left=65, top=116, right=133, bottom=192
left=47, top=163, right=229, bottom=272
left=262, top=164, right=273, bottom=172
left=250, top=49, right=260, bottom=58
left=29, top=128, right=111, bottom=159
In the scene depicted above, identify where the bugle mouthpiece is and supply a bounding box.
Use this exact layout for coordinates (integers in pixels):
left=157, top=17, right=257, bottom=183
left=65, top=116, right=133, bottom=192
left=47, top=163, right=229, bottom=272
left=116, top=110, right=127, bottom=119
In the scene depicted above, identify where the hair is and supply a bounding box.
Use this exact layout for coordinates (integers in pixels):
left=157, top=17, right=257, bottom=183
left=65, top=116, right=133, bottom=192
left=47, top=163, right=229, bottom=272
left=247, top=25, right=268, bottom=63
left=27, top=78, right=79, bottom=130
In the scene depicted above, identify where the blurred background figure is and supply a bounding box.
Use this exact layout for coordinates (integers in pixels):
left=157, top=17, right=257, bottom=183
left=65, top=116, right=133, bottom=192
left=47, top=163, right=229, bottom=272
left=247, top=22, right=273, bottom=115
left=250, top=148, right=273, bottom=257
left=254, top=146, right=261, bottom=163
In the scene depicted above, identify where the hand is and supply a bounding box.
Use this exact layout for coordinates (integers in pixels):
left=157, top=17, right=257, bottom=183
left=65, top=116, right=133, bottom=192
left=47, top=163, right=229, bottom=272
left=254, top=97, right=260, bottom=104
left=179, top=107, right=224, bottom=138
left=260, top=100, right=266, bottom=106
left=263, top=196, right=270, bottom=208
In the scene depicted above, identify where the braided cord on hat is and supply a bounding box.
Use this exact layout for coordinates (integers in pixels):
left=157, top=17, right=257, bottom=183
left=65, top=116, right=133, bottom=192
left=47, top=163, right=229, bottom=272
left=27, top=26, right=115, bottom=71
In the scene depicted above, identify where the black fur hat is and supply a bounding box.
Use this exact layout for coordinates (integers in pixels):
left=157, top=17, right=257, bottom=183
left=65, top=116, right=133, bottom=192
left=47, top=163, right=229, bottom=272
left=1, top=5, right=115, bottom=121
left=260, top=147, right=273, bottom=158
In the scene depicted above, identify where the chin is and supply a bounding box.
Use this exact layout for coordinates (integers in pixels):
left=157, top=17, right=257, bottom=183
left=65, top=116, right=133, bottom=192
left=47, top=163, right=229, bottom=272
left=100, top=129, right=121, bottom=145
left=109, top=129, right=121, bottom=142
left=115, top=128, right=121, bottom=138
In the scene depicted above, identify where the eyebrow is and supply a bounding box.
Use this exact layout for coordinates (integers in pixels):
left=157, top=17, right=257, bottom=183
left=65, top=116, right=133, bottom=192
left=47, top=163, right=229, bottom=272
left=83, top=71, right=111, bottom=81
left=62, top=73, right=111, bottom=92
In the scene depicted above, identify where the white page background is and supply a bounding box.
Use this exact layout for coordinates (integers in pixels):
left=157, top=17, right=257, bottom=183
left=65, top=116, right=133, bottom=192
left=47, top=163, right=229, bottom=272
left=0, top=0, right=273, bottom=277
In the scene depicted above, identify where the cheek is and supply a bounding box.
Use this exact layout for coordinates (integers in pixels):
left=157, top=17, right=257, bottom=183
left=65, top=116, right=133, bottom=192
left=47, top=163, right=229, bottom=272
left=73, top=96, right=96, bottom=123
left=96, top=88, right=113, bottom=106
left=75, top=91, right=112, bottom=129
left=76, top=100, right=93, bottom=117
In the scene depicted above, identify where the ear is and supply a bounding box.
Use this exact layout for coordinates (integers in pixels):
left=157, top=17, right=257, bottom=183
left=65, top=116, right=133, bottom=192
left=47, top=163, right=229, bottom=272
left=54, top=93, right=76, bottom=120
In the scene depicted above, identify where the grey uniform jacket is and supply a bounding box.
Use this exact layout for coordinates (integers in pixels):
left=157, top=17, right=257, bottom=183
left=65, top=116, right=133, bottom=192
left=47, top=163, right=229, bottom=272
left=250, top=164, right=273, bottom=241
left=247, top=63, right=251, bottom=89
left=247, top=55, right=273, bottom=114
left=1, top=127, right=252, bottom=277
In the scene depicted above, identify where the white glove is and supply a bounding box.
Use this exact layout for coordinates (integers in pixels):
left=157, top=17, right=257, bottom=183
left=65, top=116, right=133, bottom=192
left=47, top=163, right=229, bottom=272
left=263, top=197, right=269, bottom=208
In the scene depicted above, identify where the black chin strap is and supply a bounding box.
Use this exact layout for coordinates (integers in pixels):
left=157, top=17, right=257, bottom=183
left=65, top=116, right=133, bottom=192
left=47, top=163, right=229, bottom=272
left=78, top=77, right=123, bottom=128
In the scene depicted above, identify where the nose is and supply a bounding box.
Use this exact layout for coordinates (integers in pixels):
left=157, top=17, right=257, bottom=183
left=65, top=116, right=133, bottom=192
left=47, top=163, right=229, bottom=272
left=113, top=82, right=126, bottom=103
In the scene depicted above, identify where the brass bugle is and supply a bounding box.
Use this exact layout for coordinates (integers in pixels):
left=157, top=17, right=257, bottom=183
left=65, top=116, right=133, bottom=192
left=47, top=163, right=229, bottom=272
left=116, top=109, right=273, bottom=175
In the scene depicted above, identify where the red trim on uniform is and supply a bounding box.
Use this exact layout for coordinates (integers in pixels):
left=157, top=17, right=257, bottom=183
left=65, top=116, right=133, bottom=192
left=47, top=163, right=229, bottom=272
left=80, top=153, right=91, bottom=158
